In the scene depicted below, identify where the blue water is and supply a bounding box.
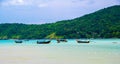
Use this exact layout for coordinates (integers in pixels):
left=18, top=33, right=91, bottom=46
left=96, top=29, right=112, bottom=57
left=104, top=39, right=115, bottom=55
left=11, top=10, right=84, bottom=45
left=0, top=39, right=120, bottom=58
left=0, top=39, right=120, bottom=47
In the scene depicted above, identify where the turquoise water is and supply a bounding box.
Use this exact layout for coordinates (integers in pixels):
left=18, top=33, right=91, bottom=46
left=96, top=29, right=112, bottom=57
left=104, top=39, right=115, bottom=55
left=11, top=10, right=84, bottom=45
left=0, top=39, right=120, bottom=52
left=0, top=39, right=120, bottom=48
left=0, top=39, right=120, bottom=45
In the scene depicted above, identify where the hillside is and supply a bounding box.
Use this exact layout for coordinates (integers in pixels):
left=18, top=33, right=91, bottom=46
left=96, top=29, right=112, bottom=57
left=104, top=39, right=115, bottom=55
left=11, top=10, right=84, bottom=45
left=0, top=5, right=120, bottom=39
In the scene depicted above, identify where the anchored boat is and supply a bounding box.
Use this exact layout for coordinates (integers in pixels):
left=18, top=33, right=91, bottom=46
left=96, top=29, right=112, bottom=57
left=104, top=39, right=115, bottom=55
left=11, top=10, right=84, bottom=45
left=57, top=39, right=67, bottom=43
left=37, top=40, right=51, bottom=44
left=76, top=39, right=90, bottom=43
left=15, top=40, right=23, bottom=43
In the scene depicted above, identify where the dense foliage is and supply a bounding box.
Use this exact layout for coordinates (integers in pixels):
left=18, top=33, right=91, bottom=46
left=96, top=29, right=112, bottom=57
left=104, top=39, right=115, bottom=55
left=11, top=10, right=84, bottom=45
left=0, top=5, right=120, bottom=39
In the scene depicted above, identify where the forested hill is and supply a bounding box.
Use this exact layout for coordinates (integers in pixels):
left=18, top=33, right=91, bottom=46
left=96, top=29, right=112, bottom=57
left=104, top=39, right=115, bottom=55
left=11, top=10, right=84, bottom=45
left=0, top=5, right=120, bottom=39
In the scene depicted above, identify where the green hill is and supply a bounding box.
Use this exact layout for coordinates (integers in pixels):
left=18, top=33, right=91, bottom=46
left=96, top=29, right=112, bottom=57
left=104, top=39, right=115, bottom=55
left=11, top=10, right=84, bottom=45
left=0, top=5, right=120, bottom=39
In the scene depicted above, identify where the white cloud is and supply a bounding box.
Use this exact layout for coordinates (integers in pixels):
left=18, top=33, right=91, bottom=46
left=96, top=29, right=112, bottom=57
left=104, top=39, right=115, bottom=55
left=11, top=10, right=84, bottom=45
left=0, top=0, right=120, bottom=24
left=1, top=0, right=119, bottom=8
left=1, top=0, right=89, bottom=7
left=1, top=0, right=31, bottom=6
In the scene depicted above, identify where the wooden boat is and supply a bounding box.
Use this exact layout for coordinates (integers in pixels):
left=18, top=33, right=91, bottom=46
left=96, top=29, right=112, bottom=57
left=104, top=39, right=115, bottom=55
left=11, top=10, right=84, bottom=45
left=37, top=40, right=51, bottom=44
left=76, top=40, right=90, bottom=43
left=57, top=39, right=67, bottom=43
left=15, top=40, right=23, bottom=43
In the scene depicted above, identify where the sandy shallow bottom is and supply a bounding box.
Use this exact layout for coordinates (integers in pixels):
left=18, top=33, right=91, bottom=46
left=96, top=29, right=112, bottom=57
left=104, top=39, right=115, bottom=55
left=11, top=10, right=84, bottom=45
left=0, top=45, right=120, bottom=64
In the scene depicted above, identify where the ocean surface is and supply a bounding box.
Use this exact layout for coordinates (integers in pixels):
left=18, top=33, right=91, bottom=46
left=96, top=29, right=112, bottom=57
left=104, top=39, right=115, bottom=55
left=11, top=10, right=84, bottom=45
left=0, top=39, right=120, bottom=64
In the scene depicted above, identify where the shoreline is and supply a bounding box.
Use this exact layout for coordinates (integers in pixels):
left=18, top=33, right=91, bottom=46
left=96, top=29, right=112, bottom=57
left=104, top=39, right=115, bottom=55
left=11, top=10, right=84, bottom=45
left=0, top=44, right=120, bottom=64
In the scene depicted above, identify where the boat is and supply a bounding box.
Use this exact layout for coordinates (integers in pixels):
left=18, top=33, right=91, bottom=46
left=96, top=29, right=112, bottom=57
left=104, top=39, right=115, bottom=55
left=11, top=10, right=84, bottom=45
left=76, top=40, right=90, bottom=43
left=37, top=40, right=51, bottom=44
left=57, top=39, right=67, bottom=43
left=15, top=40, right=23, bottom=43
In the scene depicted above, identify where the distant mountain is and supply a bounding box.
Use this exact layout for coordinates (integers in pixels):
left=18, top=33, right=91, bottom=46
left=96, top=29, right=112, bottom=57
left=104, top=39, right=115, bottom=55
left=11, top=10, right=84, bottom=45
left=0, top=5, right=120, bottom=39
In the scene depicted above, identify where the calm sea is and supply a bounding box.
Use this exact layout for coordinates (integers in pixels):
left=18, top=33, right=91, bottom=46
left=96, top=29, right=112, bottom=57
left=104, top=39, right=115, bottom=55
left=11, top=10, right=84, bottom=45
left=0, top=39, right=120, bottom=46
left=0, top=39, right=120, bottom=48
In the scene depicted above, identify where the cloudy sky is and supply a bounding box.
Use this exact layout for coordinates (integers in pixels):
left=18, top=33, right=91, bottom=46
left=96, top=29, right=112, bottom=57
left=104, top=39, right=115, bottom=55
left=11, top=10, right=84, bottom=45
left=0, top=0, right=120, bottom=24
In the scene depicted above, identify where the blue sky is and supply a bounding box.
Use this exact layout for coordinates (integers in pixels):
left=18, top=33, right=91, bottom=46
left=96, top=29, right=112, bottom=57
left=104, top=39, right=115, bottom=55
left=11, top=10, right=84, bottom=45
left=0, top=0, right=120, bottom=24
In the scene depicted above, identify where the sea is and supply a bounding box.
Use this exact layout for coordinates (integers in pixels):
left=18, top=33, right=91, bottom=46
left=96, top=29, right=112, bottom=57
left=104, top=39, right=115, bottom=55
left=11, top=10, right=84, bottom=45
left=0, top=39, right=120, bottom=64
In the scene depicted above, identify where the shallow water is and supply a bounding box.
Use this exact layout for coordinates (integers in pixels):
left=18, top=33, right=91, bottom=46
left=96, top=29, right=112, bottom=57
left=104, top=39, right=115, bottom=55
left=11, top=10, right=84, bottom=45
left=0, top=39, right=120, bottom=64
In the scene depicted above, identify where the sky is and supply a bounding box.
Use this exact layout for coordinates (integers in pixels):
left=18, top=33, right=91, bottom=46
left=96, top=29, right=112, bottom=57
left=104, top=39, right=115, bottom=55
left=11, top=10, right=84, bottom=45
left=0, top=0, right=120, bottom=24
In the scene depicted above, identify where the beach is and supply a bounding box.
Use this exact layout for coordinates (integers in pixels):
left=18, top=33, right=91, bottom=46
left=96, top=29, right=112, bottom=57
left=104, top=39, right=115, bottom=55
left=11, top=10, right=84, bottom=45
left=0, top=39, right=120, bottom=64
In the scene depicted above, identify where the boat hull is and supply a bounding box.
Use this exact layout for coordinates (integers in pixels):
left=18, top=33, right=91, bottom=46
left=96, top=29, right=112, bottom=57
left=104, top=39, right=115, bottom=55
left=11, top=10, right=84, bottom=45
left=77, top=41, right=90, bottom=43
left=37, top=41, right=51, bottom=44
left=15, top=41, right=22, bottom=43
